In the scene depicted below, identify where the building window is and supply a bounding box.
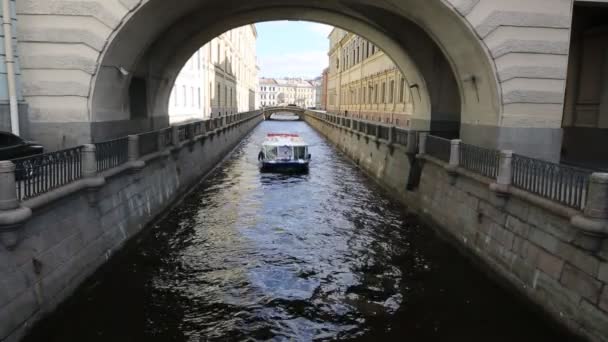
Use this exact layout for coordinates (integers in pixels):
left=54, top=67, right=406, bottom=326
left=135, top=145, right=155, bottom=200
left=400, top=77, right=406, bottom=103
left=182, top=85, right=187, bottom=106
left=381, top=82, right=386, bottom=103
left=217, top=83, right=221, bottom=106
left=374, top=84, right=378, bottom=104
left=389, top=80, right=395, bottom=103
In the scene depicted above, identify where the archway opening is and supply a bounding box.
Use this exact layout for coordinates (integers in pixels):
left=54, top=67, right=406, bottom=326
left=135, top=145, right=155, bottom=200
left=88, top=0, right=500, bottom=144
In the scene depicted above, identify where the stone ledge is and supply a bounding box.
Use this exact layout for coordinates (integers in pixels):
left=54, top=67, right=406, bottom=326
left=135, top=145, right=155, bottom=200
left=22, top=177, right=106, bottom=211
left=419, top=154, right=579, bottom=221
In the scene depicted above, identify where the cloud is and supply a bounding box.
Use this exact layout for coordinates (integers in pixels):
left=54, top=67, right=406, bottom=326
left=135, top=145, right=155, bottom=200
left=259, top=50, right=328, bottom=78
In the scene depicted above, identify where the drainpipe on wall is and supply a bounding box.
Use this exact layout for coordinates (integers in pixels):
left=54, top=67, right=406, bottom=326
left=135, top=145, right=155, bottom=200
left=2, top=0, right=18, bottom=135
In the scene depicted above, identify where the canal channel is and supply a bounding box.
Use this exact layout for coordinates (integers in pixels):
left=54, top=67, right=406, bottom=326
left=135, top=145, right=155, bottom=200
left=25, top=119, right=578, bottom=341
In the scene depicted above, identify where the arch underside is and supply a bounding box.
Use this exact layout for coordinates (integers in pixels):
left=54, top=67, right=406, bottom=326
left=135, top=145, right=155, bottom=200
left=263, top=108, right=306, bottom=120
left=89, top=0, right=500, bottom=142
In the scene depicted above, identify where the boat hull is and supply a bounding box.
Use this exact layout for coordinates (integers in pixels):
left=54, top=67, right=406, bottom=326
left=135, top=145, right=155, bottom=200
left=260, top=161, right=309, bottom=173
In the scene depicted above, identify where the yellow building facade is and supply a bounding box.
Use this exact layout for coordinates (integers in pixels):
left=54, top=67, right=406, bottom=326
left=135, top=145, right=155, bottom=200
left=327, top=29, right=414, bottom=128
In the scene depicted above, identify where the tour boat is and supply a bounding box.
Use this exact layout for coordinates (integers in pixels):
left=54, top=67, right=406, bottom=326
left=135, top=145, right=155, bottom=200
left=258, top=133, right=311, bottom=172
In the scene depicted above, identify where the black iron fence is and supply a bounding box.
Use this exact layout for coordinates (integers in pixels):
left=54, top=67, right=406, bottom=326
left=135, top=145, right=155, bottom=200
left=459, top=143, right=500, bottom=178
left=359, top=121, right=367, bottom=134
left=426, top=135, right=451, bottom=163
left=8, top=111, right=262, bottom=201
left=512, top=154, right=591, bottom=210
left=309, top=111, right=603, bottom=212
left=378, top=125, right=390, bottom=141
left=14, top=146, right=83, bottom=201
left=95, top=137, right=129, bottom=172
left=159, top=127, right=173, bottom=148
left=138, top=131, right=160, bottom=156
left=394, top=128, right=409, bottom=146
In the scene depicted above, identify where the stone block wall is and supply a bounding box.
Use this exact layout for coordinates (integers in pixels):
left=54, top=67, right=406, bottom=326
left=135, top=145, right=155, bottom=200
left=0, top=115, right=262, bottom=342
left=305, top=114, right=608, bottom=342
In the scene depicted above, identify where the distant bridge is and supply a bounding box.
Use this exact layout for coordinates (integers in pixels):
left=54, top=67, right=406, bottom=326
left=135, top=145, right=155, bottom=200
left=262, top=107, right=306, bottom=120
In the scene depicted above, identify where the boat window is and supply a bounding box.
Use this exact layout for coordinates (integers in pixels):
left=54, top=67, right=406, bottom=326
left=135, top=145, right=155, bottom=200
left=294, top=146, right=306, bottom=159
left=265, top=146, right=278, bottom=160
left=277, top=146, right=292, bottom=160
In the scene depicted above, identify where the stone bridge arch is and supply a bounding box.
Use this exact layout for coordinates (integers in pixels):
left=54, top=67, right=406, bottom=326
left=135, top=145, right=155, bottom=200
left=262, top=107, right=306, bottom=120
left=16, top=0, right=571, bottom=159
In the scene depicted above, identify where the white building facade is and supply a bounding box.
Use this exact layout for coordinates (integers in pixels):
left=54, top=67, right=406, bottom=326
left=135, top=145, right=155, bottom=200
left=258, top=77, right=317, bottom=108
left=169, top=25, right=258, bottom=123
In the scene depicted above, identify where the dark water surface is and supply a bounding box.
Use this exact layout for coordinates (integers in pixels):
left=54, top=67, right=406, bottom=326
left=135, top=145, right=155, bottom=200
left=26, top=121, right=575, bottom=342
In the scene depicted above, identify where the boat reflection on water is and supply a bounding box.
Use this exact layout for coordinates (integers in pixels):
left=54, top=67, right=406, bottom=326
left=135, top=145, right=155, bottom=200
left=258, top=133, right=311, bottom=173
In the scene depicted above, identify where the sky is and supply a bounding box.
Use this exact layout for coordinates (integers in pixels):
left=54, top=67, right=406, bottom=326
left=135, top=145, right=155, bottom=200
left=255, top=21, right=333, bottom=79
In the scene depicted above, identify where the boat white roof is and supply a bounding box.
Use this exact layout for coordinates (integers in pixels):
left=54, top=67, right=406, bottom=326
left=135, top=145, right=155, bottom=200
left=263, top=134, right=308, bottom=147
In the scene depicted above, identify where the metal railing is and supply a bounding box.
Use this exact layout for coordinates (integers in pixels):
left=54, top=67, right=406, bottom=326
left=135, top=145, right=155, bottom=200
left=95, top=137, right=129, bottom=172
left=312, top=111, right=603, bottom=212
left=138, top=131, right=159, bottom=156
left=378, top=125, right=390, bottom=141
left=204, top=120, right=213, bottom=132
left=14, top=146, right=83, bottom=201
left=394, top=128, right=409, bottom=146
left=426, top=135, right=451, bottom=162
left=512, top=154, right=591, bottom=210
left=192, top=121, right=204, bottom=136
left=460, top=143, right=500, bottom=178
left=367, top=123, right=378, bottom=137
left=159, top=127, right=173, bottom=148
left=358, top=121, right=367, bottom=134
left=6, top=111, right=263, bottom=201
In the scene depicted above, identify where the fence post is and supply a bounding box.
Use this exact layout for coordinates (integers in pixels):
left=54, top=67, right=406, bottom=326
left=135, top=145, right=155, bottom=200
left=128, top=135, right=139, bottom=162
left=445, top=139, right=461, bottom=184
left=0, top=160, right=31, bottom=249
left=406, top=130, right=418, bottom=154
left=497, top=150, right=513, bottom=186
left=490, top=150, right=513, bottom=196
left=418, top=132, right=427, bottom=155
left=81, top=144, right=97, bottom=178
left=449, top=139, right=461, bottom=168
left=0, top=161, right=18, bottom=211
left=584, top=173, right=608, bottom=220
left=157, top=129, right=165, bottom=150
left=388, top=126, right=395, bottom=145
left=172, top=125, right=180, bottom=146
left=571, top=173, right=608, bottom=250
left=188, top=124, right=195, bottom=141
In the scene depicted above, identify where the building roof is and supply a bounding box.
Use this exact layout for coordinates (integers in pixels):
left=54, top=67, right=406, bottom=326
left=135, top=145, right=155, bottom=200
left=259, top=78, right=278, bottom=85
left=263, top=134, right=307, bottom=147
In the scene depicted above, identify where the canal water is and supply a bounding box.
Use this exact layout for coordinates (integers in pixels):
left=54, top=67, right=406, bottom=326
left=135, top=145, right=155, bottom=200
left=26, top=119, right=576, bottom=342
